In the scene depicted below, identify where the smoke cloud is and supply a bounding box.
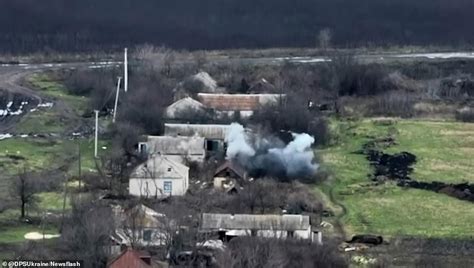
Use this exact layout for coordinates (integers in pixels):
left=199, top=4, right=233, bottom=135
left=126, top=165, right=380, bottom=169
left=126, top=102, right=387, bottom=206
left=225, top=123, right=319, bottom=180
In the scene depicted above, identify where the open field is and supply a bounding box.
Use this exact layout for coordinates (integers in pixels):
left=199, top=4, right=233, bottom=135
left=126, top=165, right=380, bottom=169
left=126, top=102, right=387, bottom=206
left=0, top=72, right=108, bottom=258
left=319, top=119, right=474, bottom=238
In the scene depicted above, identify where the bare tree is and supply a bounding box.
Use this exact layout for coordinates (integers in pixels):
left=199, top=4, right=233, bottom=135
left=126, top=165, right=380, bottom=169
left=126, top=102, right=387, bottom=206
left=318, top=28, right=332, bottom=50
left=193, top=51, right=208, bottom=71
left=216, top=237, right=347, bottom=268
left=10, top=169, right=39, bottom=219
left=60, top=196, right=114, bottom=268
left=238, top=179, right=283, bottom=214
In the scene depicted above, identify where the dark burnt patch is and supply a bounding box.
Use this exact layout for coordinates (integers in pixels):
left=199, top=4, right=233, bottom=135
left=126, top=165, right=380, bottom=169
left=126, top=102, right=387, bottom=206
left=361, top=137, right=474, bottom=203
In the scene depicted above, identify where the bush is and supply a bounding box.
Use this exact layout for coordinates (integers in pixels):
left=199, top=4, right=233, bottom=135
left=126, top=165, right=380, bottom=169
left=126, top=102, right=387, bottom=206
left=329, top=55, right=393, bottom=96
left=367, top=91, right=416, bottom=117
left=455, top=107, right=474, bottom=122
left=216, top=237, right=347, bottom=268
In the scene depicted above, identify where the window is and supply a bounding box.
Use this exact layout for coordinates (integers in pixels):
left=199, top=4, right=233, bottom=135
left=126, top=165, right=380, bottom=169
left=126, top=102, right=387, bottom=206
left=143, top=230, right=152, bottom=241
left=164, top=181, right=172, bottom=194
left=287, top=231, right=295, bottom=238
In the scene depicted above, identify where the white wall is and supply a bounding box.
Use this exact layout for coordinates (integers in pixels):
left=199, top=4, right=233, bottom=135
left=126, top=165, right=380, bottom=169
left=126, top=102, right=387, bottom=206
left=129, top=177, right=188, bottom=198
left=224, top=227, right=312, bottom=240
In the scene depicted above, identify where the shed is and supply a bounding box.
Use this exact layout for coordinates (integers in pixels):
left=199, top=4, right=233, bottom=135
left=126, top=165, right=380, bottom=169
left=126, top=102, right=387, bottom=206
left=213, top=161, right=247, bottom=192
left=200, top=213, right=319, bottom=242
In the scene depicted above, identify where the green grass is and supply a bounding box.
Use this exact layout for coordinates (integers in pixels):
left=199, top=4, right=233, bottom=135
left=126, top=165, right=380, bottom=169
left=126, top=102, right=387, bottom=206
left=37, top=192, right=71, bottom=212
left=385, top=120, right=474, bottom=183
left=0, top=224, right=58, bottom=244
left=26, top=73, right=88, bottom=114
left=0, top=138, right=101, bottom=173
left=320, top=118, right=474, bottom=238
left=15, top=73, right=88, bottom=134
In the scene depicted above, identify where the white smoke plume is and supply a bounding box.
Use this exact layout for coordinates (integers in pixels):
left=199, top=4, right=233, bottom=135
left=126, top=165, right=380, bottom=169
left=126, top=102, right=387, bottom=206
left=225, top=123, right=319, bottom=180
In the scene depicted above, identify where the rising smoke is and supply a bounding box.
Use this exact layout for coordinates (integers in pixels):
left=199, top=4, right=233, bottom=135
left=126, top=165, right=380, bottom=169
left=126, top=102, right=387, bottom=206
left=226, top=123, right=319, bottom=180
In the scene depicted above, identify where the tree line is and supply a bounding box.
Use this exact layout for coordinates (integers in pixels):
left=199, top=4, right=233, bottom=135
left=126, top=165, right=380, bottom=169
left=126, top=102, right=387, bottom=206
left=1, top=0, right=474, bottom=53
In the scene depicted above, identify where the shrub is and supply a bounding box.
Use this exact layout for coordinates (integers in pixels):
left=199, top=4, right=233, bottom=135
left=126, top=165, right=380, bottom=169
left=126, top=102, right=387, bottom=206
left=367, top=91, right=416, bottom=118
left=455, top=107, right=474, bottom=122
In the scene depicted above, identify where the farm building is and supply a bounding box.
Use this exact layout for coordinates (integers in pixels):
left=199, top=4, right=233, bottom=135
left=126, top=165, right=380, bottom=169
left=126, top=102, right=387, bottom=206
left=129, top=155, right=189, bottom=198
left=110, top=204, right=170, bottom=248
left=200, top=213, right=321, bottom=243
left=213, top=161, right=247, bottom=193
left=164, top=123, right=231, bottom=152
left=138, top=135, right=207, bottom=164
left=164, top=97, right=207, bottom=120
left=197, top=93, right=285, bottom=117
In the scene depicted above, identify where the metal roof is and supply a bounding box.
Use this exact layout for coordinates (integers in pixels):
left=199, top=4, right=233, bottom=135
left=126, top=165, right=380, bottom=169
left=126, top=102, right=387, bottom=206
left=164, top=123, right=231, bottom=140
left=201, top=213, right=310, bottom=231
left=146, top=135, right=206, bottom=156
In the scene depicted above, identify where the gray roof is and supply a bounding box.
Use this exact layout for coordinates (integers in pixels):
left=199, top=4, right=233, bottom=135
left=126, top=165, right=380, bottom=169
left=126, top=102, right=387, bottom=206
left=165, top=97, right=206, bottom=119
left=201, top=213, right=310, bottom=231
left=164, top=123, right=231, bottom=140
left=146, top=135, right=205, bottom=155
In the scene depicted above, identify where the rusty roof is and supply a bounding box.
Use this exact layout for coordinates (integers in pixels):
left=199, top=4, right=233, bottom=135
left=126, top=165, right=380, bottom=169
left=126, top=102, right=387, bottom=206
left=197, top=93, right=284, bottom=111
left=107, top=248, right=153, bottom=268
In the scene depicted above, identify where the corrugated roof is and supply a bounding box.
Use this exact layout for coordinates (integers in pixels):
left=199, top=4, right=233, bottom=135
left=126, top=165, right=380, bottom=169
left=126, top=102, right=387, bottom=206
left=164, top=123, right=231, bottom=140
left=197, top=93, right=284, bottom=111
left=146, top=135, right=205, bottom=156
left=201, top=213, right=310, bottom=231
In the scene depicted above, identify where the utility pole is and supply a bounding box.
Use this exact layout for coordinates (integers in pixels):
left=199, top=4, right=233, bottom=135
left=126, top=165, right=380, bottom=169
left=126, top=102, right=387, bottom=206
left=113, top=76, right=122, bottom=123
left=124, top=48, right=128, bottom=92
left=78, top=142, right=82, bottom=190
left=60, top=173, right=68, bottom=233
left=94, top=110, right=99, bottom=158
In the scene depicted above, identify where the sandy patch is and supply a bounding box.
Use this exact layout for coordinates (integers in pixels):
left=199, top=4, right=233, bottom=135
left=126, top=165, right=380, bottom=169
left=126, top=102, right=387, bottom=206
left=439, top=130, right=474, bottom=136
left=24, top=232, right=60, bottom=240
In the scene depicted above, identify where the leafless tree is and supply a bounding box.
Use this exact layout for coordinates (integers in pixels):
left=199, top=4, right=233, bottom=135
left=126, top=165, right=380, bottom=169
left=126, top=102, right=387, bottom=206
left=216, top=237, right=347, bottom=268
left=318, top=28, right=332, bottom=50
left=193, top=51, right=208, bottom=71
left=238, top=179, right=283, bottom=214
left=59, top=196, right=114, bottom=268
left=10, top=169, right=39, bottom=219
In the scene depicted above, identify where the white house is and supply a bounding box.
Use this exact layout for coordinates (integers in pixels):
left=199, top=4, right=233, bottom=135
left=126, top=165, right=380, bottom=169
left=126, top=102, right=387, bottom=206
left=129, top=155, right=189, bottom=198
left=138, top=135, right=207, bottom=164
left=200, top=213, right=322, bottom=244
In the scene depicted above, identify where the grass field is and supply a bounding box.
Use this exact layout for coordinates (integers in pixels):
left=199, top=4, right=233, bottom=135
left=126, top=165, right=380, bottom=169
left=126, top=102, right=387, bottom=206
left=0, top=72, right=108, bottom=254
left=319, top=119, right=474, bottom=238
